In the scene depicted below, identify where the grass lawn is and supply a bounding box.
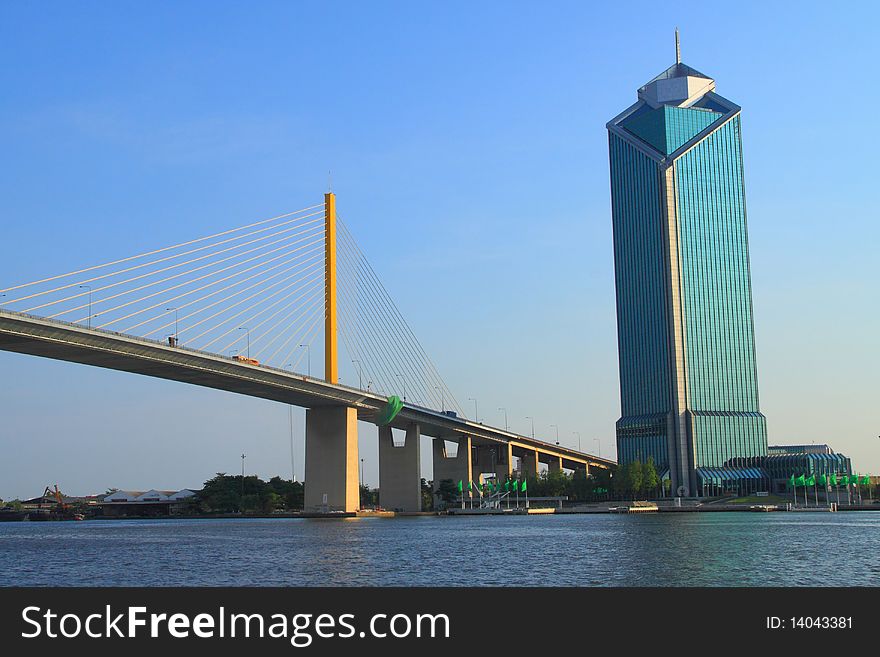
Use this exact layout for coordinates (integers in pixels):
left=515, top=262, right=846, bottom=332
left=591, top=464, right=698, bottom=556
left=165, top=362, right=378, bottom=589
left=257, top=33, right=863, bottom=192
left=723, top=495, right=790, bottom=505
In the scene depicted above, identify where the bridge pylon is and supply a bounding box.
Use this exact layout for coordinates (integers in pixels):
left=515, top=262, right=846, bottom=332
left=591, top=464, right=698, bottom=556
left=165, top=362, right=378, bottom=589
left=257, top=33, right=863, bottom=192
left=324, top=191, right=338, bottom=384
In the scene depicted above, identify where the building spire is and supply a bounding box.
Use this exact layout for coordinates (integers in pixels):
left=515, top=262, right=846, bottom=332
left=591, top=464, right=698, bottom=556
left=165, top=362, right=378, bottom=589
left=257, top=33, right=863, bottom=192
left=675, top=27, right=681, bottom=65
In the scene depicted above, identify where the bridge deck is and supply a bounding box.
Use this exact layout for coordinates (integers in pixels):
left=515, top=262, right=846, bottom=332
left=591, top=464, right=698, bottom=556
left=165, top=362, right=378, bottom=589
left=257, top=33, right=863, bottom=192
left=0, top=310, right=615, bottom=469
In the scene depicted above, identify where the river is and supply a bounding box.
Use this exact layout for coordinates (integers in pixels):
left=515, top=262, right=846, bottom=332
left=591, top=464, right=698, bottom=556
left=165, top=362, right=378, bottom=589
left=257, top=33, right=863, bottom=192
left=1, top=513, right=878, bottom=586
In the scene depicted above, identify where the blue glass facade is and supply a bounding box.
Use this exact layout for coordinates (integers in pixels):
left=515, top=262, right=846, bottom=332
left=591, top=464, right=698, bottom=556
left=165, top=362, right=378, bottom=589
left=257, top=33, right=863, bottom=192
left=608, top=133, right=671, bottom=471
left=608, top=61, right=768, bottom=495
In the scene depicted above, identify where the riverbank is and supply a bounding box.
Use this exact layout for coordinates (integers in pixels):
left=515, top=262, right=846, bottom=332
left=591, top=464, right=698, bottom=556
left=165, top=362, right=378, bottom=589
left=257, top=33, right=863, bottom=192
left=76, top=502, right=880, bottom=520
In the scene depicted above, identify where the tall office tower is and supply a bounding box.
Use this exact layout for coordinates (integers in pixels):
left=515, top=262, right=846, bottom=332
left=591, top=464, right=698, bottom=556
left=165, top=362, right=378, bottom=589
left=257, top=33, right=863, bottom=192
left=607, top=34, right=767, bottom=496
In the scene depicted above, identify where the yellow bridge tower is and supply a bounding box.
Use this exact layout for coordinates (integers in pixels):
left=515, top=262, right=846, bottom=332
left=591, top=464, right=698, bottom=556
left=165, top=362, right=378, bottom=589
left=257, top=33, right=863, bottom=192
left=324, top=192, right=338, bottom=384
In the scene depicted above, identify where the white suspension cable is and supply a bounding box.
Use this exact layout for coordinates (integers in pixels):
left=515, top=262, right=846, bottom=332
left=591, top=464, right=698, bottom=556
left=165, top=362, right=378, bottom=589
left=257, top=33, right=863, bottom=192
left=189, top=272, right=324, bottom=348
left=3, top=210, right=325, bottom=305
left=337, top=231, right=439, bottom=407
left=222, top=281, right=325, bottom=355
left=108, top=240, right=323, bottom=333
left=163, top=260, right=324, bottom=343
left=249, top=288, right=325, bottom=358
left=339, top=219, right=461, bottom=413
left=0, top=203, right=325, bottom=295
left=264, top=295, right=327, bottom=365
left=34, top=220, right=323, bottom=316
left=255, top=293, right=325, bottom=365
left=203, top=277, right=324, bottom=354
left=280, top=309, right=325, bottom=374
left=338, top=222, right=457, bottom=411
left=335, top=245, right=398, bottom=397
left=79, top=230, right=324, bottom=326
left=134, top=251, right=324, bottom=336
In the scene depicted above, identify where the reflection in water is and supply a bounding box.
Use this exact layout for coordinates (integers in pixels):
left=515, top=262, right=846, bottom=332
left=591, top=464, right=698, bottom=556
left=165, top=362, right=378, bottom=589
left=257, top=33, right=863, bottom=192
left=1, top=513, right=878, bottom=587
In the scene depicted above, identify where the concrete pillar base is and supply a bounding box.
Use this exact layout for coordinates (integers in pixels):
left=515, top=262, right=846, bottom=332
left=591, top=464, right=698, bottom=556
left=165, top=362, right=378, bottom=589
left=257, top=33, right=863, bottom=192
left=495, top=443, right=513, bottom=482
left=433, top=436, right=472, bottom=507
left=379, top=423, right=422, bottom=512
left=304, top=406, right=359, bottom=512
left=521, top=449, right=539, bottom=480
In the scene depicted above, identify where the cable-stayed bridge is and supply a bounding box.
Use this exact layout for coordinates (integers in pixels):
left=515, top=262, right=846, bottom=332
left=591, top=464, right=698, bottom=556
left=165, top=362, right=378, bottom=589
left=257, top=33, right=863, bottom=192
left=0, top=194, right=614, bottom=512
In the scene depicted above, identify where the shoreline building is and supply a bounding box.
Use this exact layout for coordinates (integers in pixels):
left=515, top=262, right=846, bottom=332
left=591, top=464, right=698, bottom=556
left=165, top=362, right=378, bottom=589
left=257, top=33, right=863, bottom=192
left=606, top=32, right=767, bottom=496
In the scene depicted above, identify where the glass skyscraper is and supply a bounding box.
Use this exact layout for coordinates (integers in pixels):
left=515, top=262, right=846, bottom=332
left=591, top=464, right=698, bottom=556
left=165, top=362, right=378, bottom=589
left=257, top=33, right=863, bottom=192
left=607, top=45, right=768, bottom=497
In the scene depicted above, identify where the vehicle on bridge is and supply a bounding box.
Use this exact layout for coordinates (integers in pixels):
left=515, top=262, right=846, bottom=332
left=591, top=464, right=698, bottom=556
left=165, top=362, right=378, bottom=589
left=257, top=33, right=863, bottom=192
left=233, top=355, right=260, bottom=366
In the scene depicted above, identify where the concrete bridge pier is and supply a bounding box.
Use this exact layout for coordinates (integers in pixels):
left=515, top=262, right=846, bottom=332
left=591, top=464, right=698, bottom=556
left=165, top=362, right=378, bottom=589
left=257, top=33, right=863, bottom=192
left=304, top=406, right=360, bottom=512
left=519, top=449, right=539, bottom=480
left=433, top=435, right=472, bottom=504
left=547, top=454, right=563, bottom=474
left=378, top=423, right=422, bottom=512
left=495, top=443, right=513, bottom=482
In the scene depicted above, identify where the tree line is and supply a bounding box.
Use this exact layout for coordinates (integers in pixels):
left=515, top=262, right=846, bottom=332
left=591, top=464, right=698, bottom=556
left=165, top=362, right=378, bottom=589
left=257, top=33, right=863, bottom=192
left=186, top=473, right=304, bottom=513
left=433, top=457, right=663, bottom=505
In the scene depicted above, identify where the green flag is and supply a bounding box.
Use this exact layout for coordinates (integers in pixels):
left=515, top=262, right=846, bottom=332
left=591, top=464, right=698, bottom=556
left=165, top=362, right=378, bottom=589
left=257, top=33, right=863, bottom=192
left=457, top=480, right=463, bottom=493
left=504, top=480, right=510, bottom=492
left=521, top=480, right=528, bottom=494
left=795, top=474, right=806, bottom=487
left=467, top=481, right=473, bottom=492
left=788, top=474, right=796, bottom=489
left=818, top=474, right=827, bottom=487
left=806, top=475, right=816, bottom=487
left=852, top=476, right=859, bottom=488
left=514, top=480, right=520, bottom=493
left=862, top=475, right=871, bottom=486
left=841, top=475, right=850, bottom=486
left=830, top=473, right=838, bottom=486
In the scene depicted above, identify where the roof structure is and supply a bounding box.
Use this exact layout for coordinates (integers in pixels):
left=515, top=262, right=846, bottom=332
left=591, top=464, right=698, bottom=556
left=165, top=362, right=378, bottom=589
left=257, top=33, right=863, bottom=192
left=607, top=55, right=741, bottom=163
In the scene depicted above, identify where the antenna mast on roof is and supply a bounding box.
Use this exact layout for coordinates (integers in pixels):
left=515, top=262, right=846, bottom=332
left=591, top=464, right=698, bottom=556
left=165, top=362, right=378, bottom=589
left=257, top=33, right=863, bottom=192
left=675, top=27, right=681, bottom=65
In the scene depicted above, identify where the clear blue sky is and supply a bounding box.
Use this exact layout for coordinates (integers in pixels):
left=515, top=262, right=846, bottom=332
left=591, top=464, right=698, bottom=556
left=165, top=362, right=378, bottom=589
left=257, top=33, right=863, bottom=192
left=1, top=1, right=877, bottom=499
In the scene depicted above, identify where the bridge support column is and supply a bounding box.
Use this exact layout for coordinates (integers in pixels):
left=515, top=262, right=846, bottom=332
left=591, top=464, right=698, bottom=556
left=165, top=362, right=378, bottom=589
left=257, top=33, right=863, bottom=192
left=304, top=406, right=359, bottom=512
left=548, top=455, right=563, bottom=473
left=378, top=423, right=422, bottom=512
left=433, top=436, right=472, bottom=506
left=495, top=443, right=513, bottom=482
left=521, top=450, right=539, bottom=480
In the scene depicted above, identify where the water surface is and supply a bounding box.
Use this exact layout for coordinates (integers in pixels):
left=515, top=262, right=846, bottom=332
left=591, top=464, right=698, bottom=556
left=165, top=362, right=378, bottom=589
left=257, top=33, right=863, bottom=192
left=1, top=513, right=878, bottom=586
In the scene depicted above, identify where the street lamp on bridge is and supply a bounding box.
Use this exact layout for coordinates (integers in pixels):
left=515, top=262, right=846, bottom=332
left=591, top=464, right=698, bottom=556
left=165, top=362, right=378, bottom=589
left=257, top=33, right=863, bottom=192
left=498, top=407, right=508, bottom=431
left=352, top=359, right=363, bottom=389
left=396, top=374, right=406, bottom=402
left=299, top=344, right=310, bottom=377
left=79, top=285, right=93, bottom=329
left=551, top=424, right=559, bottom=446
left=594, top=438, right=601, bottom=457
left=165, top=307, right=178, bottom=346
left=525, top=416, right=535, bottom=439
left=468, top=397, right=478, bottom=423
left=434, top=386, right=444, bottom=413
left=573, top=431, right=581, bottom=452
left=238, top=327, right=250, bottom=359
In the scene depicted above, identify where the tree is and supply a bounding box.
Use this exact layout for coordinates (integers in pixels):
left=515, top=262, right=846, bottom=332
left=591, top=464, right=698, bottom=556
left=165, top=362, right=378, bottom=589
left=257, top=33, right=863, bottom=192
left=626, top=459, right=644, bottom=499
left=435, top=479, right=458, bottom=508
left=544, top=468, right=567, bottom=497
left=643, top=456, right=660, bottom=499
left=267, top=476, right=304, bottom=510
left=592, top=468, right=613, bottom=500
left=421, top=478, right=434, bottom=512
left=612, top=467, right=629, bottom=499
